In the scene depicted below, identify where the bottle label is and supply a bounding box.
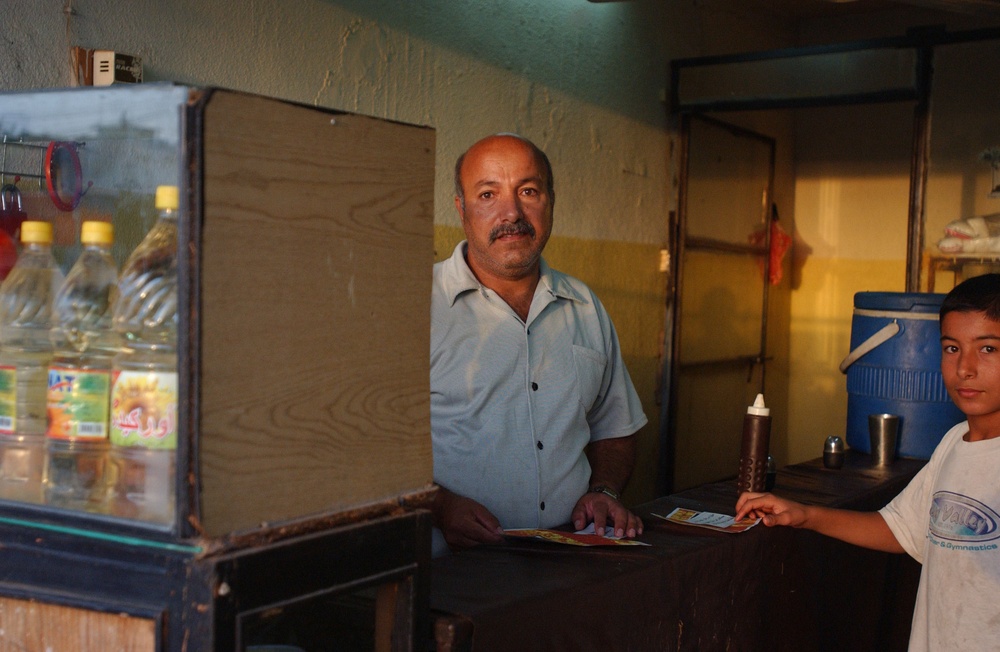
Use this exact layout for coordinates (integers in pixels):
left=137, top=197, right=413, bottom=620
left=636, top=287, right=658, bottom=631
left=110, top=370, right=178, bottom=450
left=0, top=365, right=15, bottom=435
left=46, top=366, right=111, bottom=440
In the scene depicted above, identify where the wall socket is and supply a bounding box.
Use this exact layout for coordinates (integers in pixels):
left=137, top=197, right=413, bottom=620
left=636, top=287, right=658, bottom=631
left=72, top=47, right=143, bottom=86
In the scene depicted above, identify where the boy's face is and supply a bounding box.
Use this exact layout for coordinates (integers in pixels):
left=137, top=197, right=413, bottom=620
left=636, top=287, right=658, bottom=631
left=940, top=310, right=1000, bottom=424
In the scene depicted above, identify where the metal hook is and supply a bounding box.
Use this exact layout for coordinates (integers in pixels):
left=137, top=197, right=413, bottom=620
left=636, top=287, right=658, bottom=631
left=0, top=184, right=21, bottom=212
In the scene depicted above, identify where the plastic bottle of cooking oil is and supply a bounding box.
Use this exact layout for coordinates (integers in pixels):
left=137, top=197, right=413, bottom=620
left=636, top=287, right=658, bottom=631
left=107, top=186, right=179, bottom=524
left=45, top=221, right=118, bottom=511
left=0, top=221, right=64, bottom=504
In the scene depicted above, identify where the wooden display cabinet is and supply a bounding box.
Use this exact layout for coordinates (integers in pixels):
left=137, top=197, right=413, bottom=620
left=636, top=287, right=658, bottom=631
left=0, top=85, right=435, bottom=651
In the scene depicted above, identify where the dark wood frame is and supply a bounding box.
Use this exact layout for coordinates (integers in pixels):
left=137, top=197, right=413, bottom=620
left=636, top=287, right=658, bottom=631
left=0, top=510, right=430, bottom=651
left=660, top=25, right=1000, bottom=495
left=670, top=26, right=1000, bottom=292
left=660, top=113, right=775, bottom=495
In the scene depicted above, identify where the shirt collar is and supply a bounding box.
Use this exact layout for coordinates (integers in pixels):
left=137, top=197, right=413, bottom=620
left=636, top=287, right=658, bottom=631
left=440, top=241, right=586, bottom=307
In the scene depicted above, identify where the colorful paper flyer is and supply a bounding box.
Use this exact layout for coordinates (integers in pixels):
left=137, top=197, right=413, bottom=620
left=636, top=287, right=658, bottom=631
left=504, top=523, right=650, bottom=547
left=652, top=507, right=759, bottom=533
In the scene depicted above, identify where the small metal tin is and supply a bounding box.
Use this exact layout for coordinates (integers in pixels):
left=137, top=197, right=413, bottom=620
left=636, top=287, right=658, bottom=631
left=823, top=436, right=845, bottom=469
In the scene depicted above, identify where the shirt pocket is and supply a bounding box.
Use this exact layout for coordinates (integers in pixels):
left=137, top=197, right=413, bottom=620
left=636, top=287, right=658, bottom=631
left=572, top=345, right=608, bottom=411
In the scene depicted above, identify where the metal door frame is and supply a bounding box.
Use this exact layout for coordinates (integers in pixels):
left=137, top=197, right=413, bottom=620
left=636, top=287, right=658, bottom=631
left=677, top=114, right=775, bottom=380
left=659, top=113, right=775, bottom=495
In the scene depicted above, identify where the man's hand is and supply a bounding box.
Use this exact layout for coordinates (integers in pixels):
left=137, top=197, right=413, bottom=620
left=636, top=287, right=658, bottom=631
left=431, top=485, right=505, bottom=550
left=571, top=491, right=643, bottom=538
left=578, top=435, right=642, bottom=537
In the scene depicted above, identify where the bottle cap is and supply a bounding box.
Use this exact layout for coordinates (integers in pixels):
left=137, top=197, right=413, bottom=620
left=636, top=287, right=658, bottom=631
left=155, top=185, right=179, bottom=211
left=747, top=393, right=770, bottom=416
left=81, top=221, right=113, bottom=245
left=824, top=435, right=845, bottom=453
left=824, top=435, right=845, bottom=469
left=20, top=220, right=53, bottom=245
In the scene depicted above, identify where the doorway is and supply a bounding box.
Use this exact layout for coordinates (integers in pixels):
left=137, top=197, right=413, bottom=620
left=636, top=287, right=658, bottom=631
left=666, top=114, right=775, bottom=492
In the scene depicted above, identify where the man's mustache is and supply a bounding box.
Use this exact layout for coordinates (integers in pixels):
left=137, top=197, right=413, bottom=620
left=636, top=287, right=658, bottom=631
left=489, top=220, right=535, bottom=244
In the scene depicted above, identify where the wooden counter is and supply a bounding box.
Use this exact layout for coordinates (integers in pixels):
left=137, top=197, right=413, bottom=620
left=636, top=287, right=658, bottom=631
left=429, top=452, right=925, bottom=652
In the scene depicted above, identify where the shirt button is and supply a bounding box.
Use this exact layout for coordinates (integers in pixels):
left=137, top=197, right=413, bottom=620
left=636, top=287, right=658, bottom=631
left=537, top=441, right=544, bottom=450
left=531, top=382, right=538, bottom=391
left=540, top=501, right=546, bottom=510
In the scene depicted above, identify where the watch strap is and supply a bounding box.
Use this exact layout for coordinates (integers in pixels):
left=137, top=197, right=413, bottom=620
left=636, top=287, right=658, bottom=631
left=588, top=485, right=620, bottom=501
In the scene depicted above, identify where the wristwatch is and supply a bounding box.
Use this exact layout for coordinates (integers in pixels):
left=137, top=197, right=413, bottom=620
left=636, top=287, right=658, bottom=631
left=588, top=485, right=620, bottom=501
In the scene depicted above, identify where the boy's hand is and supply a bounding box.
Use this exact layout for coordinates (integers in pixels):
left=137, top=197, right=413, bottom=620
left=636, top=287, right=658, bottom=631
left=736, top=491, right=905, bottom=553
left=735, top=491, right=809, bottom=528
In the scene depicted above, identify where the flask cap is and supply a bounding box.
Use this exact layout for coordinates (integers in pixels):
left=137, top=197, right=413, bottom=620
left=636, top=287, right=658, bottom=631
left=20, top=220, right=53, bottom=245
left=747, top=393, right=770, bottom=416
left=81, top=221, right=113, bottom=245
left=155, top=185, right=179, bottom=211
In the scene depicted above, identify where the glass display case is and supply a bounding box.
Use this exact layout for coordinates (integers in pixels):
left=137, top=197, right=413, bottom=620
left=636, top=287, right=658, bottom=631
left=0, top=84, right=435, bottom=651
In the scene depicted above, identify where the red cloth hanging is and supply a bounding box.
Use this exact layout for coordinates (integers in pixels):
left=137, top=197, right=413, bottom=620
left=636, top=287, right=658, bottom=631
left=749, top=207, right=792, bottom=286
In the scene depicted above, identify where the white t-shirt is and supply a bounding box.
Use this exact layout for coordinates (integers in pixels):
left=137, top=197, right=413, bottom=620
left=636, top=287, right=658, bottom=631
left=880, top=421, right=1000, bottom=651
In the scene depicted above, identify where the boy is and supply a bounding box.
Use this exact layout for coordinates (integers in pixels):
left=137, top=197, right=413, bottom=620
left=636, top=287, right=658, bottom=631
left=736, top=273, right=1000, bottom=651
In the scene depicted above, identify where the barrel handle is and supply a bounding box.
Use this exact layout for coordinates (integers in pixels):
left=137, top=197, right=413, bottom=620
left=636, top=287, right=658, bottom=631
left=838, top=320, right=900, bottom=374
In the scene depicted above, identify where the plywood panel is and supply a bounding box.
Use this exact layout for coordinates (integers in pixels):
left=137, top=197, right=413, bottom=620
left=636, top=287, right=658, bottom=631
left=0, top=596, right=155, bottom=651
left=198, top=90, right=434, bottom=536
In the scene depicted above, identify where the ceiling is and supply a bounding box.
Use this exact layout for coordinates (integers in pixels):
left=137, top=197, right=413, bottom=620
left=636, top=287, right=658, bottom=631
left=584, top=0, right=1000, bottom=25
left=732, top=0, right=1000, bottom=19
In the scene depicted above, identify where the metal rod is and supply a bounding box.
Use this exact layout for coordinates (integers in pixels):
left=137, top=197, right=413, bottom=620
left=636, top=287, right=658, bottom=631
left=907, top=47, right=934, bottom=292
left=0, top=137, right=51, bottom=185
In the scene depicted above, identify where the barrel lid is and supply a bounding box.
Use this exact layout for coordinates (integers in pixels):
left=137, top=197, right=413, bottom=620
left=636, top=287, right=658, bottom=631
left=854, top=291, right=946, bottom=313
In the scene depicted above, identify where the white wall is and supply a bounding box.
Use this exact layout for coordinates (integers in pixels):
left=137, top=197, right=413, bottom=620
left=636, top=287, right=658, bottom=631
left=1, top=0, right=687, bottom=501
left=1, top=0, right=671, bottom=243
left=1, top=0, right=834, bottom=497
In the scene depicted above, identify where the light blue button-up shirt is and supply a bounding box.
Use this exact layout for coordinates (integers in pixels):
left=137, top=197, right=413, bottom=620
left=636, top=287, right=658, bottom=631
left=431, top=241, right=647, bottom=554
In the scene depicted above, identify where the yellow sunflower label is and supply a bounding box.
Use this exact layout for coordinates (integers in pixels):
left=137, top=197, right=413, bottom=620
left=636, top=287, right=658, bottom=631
left=110, top=370, right=178, bottom=450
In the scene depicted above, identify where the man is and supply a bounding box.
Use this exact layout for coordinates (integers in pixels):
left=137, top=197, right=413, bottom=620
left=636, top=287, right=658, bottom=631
left=430, top=133, right=647, bottom=555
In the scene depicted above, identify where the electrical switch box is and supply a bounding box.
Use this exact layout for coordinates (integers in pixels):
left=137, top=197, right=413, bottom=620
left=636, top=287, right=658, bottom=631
left=72, top=47, right=143, bottom=86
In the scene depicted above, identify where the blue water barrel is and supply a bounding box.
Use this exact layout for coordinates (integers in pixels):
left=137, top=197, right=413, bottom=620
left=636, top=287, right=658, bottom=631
left=841, top=292, right=965, bottom=459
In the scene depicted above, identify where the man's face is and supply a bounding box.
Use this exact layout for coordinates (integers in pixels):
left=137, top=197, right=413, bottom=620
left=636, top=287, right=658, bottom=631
left=455, top=136, right=553, bottom=284
left=940, top=310, right=1000, bottom=426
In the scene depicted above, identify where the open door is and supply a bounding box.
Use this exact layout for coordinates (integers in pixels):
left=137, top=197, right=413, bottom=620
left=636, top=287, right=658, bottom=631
left=665, top=114, right=775, bottom=492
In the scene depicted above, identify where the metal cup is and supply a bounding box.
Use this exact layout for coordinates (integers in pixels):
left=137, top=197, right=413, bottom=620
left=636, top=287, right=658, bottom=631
left=868, top=414, right=899, bottom=467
